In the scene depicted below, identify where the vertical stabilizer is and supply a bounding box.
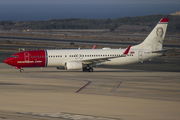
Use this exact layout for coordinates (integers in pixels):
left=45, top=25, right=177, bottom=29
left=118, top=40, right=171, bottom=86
left=132, top=18, right=169, bottom=50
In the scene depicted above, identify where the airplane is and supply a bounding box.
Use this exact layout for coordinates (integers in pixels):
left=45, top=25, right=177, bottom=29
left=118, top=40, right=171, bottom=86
left=4, top=18, right=169, bottom=72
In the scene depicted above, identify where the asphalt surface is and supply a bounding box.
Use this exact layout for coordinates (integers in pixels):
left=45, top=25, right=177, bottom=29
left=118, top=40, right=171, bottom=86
left=0, top=34, right=180, bottom=120
left=0, top=36, right=180, bottom=120
left=0, top=63, right=180, bottom=120
left=1, top=35, right=180, bottom=48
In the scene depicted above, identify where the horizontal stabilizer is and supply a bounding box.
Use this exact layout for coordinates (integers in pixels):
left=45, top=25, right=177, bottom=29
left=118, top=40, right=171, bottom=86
left=151, top=49, right=174, bottom=53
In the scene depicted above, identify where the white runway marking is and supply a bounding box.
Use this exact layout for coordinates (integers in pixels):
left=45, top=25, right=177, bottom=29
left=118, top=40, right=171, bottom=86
left=95, top=82, right=106, bottom=92
left=20, top=112, right=118, bottom=120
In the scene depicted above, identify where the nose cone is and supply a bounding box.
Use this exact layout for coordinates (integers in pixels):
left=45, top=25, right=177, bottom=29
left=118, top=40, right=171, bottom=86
left=4, top=58, right=8, bottom=64
left=4, top=58, right=12, bottom=65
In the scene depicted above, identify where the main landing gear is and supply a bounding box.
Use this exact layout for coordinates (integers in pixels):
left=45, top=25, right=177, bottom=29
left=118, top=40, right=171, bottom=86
left=82, top=67, right=93, bottom=72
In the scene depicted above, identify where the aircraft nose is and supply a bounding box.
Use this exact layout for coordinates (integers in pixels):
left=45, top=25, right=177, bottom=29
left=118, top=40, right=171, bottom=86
left=4, top=58, right=11, bottom=65
left=4, top=58, right=8, bottom=63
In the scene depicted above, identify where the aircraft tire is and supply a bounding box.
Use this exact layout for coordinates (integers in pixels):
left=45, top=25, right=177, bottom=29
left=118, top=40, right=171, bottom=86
left=20, top=69, right=24, bottom=73
left=89, top=67, right=93, bottom=72
left=83, top=67, right=88, bottom=72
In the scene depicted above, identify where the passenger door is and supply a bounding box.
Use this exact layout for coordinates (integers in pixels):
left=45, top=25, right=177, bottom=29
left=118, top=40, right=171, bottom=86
left=24, top=52, right=29, bottom=61
left=138, top=51, right=143, bottom=61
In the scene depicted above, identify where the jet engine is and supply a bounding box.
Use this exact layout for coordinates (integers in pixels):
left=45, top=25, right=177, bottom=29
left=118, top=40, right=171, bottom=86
left=65, top=61, right=82, bottom=70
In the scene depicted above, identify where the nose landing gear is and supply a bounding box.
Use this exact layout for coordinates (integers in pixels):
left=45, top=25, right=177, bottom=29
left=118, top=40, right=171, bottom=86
left=20, top=69, right=24, bottom=73
left=14, top=66, right=24, bottom=73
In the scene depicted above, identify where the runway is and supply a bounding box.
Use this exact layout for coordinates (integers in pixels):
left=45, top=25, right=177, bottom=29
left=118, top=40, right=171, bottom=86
left=1, top=35, right=180, bottom=48
left=0, top=63, right=180, bottom=120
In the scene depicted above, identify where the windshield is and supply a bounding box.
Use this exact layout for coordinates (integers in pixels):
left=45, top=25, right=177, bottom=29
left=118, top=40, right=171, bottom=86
left=10, top=55, right=19, bottom=58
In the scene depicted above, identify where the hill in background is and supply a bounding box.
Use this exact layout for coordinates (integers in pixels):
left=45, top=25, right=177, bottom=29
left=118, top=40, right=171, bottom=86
left=0, top=14, right=180, bottom=35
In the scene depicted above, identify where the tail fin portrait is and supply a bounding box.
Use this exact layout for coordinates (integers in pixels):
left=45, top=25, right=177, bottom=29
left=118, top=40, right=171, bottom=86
left=132, top=18, right=169, bottom=50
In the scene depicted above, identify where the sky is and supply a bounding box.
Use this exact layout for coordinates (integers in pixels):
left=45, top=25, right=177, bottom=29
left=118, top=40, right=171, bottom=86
left=1, top=0, right=180, bottom=4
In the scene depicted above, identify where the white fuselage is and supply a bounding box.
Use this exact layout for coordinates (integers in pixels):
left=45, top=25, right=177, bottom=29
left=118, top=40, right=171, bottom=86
left=46, top=48, right=161, bottom=67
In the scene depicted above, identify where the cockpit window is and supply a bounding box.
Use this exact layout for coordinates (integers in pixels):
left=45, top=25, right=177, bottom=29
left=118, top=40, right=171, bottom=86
left=10, top=55, right=19, bottom=58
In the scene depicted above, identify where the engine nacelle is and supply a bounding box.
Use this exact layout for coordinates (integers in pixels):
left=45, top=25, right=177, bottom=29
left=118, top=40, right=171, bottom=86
left=65, top=61, right=82, bottom=70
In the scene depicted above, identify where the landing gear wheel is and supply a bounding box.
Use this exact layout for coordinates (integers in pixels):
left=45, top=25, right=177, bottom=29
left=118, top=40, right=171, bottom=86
left=20, top=69, right=24, bottom=73
left=83, top=67, right=93, bottom=72
left=88, top=67, right=93, bottom=72
left=83, top=67, right=88, bottom=72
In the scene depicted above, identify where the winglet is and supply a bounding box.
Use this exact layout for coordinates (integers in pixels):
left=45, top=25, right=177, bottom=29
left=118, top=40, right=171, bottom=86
left=123, top=45, right=131, bottom=55
left=93, top=44, right=97, bottom=49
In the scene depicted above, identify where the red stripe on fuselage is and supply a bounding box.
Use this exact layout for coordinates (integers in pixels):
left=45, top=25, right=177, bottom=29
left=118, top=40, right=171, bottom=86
left=4, top=50, right=46, bottom=67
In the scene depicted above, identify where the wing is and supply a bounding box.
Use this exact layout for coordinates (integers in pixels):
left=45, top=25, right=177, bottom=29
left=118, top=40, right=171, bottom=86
left=78, top=45, right=131, bottom=65
left=78, top=56, right=121, bottom=64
